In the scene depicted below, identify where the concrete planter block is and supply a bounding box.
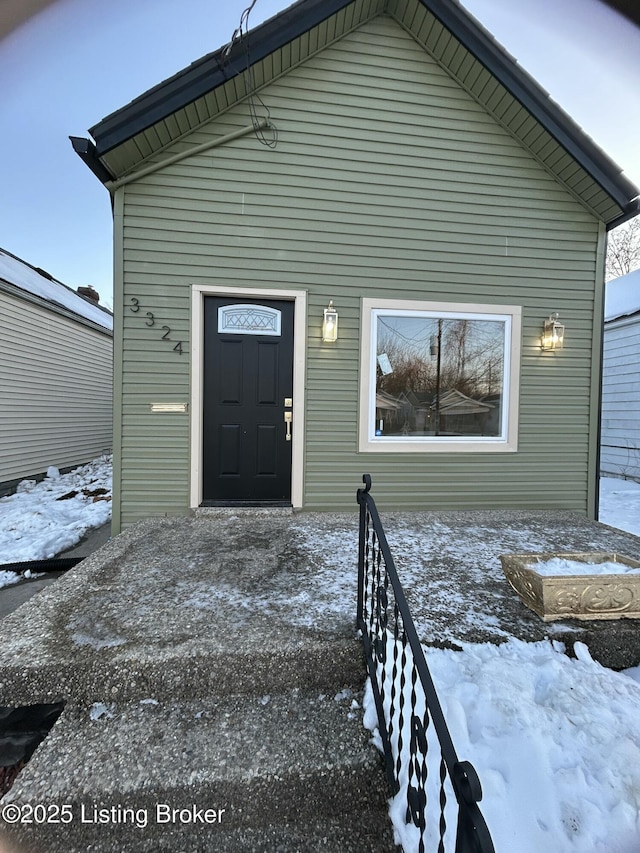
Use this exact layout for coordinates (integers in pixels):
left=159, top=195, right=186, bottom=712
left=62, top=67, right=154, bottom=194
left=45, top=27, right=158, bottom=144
left=499, top=552, right=640, bottom=622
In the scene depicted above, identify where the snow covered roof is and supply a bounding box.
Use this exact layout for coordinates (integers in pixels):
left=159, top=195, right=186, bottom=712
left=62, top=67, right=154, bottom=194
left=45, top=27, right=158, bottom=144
left=605, top=268, right=640, bottom=323
left=0, top=248, right=113, bottom=332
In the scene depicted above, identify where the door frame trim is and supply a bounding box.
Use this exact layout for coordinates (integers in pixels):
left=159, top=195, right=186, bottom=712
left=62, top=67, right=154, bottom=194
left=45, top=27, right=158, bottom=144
left=190, top=285, right=307, bottom=510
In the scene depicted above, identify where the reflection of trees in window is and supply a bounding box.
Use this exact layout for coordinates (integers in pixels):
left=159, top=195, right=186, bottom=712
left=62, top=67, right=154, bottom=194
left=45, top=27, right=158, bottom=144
left=376, top=315, right=505, bottom=437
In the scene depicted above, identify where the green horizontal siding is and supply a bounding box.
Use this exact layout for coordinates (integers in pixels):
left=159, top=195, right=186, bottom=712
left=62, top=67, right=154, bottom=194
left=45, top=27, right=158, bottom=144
left=103, top=3, right=621, bottom=225
left=389, top=0, right=620, bottom=222
left=104, top=0, right=387, bottom=177
left=115, top=15, right=601, bottom=527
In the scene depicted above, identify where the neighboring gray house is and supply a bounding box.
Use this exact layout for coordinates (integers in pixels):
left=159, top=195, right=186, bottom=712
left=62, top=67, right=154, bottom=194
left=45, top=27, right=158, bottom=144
left=601, top=268, right=640, bottom=482
left=72, top=0, right=640, bottom=532
left=0, top=248, right=113, bottom=494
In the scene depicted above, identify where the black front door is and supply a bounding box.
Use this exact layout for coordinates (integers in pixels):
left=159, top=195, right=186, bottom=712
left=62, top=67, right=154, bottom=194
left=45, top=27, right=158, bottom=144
left=202, top=296, right=294, bottom=504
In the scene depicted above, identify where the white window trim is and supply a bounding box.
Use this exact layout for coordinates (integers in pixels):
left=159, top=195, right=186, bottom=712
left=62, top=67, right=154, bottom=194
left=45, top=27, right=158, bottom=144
left=359, top=298, right=521, bottom=453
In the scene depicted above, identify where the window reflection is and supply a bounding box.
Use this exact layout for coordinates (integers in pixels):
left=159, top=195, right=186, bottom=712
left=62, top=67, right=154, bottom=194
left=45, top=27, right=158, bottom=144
left=375, top=314, right=506, bottom=438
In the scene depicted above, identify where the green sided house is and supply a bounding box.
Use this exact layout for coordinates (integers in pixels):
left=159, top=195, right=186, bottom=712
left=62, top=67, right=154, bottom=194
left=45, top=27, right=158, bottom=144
left=72, top=0, right=639, bottom=533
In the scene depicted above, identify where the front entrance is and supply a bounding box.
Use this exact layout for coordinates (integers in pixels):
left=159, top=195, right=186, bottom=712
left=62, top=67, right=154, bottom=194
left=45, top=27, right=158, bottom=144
left=202, top=296, right=294, bottom=504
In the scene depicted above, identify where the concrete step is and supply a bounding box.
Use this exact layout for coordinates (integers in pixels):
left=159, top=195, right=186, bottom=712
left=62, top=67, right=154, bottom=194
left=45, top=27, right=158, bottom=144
left=5, top=818, right=396, bottom=852
left=2, top=689, right=397, bottom=852
left=0, top=513, right=366, bottom=707
left=38, top=819, right=397, bottom=852
left=1, top=638, right=366, bottom=706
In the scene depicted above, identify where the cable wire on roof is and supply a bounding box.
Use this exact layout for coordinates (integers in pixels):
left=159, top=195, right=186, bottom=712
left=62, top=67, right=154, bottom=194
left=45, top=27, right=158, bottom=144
left=221, top=0, right=278, bottom=149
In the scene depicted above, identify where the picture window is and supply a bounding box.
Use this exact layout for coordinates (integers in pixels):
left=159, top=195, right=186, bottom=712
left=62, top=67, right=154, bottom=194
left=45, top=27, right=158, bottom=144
left=359, top=299, right=521, bottom=453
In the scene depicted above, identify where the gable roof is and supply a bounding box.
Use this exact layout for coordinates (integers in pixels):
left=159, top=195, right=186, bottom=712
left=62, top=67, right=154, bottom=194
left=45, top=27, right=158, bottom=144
left=437, top=388, right=494, bottom=414
left=73, top=0, right=639, bottom=228
left=0, top=247, right=113, bottom=333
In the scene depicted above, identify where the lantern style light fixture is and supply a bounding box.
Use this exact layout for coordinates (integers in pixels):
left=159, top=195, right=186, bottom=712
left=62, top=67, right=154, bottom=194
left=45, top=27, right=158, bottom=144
left=541, top=313, right=565, bottom=351
left=322, top=301, right=338, bottom=342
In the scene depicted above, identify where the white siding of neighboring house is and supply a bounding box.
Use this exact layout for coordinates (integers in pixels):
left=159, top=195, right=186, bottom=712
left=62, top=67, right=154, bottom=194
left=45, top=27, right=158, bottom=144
left=601, top=269, right=640, bottom=482
left=0, top=288, right=113, bottom=490
left=601, top=313, right=640, bottom=481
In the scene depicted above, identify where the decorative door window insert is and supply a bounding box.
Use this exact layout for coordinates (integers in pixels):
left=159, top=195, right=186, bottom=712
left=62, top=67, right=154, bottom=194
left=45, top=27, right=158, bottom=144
left=218, top=304, right=282, bottom=336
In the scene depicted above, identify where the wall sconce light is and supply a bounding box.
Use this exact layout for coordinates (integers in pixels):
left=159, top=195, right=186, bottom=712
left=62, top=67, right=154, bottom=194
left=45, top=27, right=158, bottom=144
left=541, top=313, right=565, bottom=351
left=322, top=301, right=338, bottom=342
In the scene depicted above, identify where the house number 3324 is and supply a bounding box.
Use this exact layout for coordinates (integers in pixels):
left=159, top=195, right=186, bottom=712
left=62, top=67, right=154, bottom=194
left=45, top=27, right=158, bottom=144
left=129, top=297, right=184, bottom=355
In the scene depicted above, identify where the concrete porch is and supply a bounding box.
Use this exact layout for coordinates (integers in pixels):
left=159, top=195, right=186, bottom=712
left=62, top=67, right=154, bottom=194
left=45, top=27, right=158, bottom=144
left=1, top=508, right=640, bottom=851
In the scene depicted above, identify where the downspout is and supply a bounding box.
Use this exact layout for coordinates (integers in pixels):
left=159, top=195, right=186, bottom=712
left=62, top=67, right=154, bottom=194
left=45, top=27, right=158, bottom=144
left=591, top=221, right=608, bottom=521
left=111, top=187, right=125, bottom=535
left=79, top=120, right=267, bottom=531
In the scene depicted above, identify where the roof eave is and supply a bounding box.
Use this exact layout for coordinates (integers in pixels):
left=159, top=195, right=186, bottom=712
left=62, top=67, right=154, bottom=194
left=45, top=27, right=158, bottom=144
left=82, top=0, right=639, bottom=221
left=70, top=136, right=115, bottom=184
left=420, top=0, right=639, bottom=215
left=605, top=196, right=640, bottom=230
left=89, top=0, right=353, bottom=157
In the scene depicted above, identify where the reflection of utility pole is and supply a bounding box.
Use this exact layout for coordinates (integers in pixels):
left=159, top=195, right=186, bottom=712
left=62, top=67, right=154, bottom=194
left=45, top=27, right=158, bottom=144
left=431, top=319, right=442, bottom=435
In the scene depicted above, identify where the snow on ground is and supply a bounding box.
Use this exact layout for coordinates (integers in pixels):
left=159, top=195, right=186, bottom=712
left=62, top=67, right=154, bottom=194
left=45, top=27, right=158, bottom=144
left=1, top=466, right=640, bottom=850
left=0, top=454, right=112, bottom=579
left=360, top=476, right=640, bottom=853
left=599, top=475, right=640, bottom=535
left=364, top=638, right=640, bottom=853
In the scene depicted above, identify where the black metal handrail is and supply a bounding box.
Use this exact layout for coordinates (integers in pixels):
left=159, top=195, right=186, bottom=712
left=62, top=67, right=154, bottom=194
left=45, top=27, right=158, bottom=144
left=357, top=474, right=494, bottom=853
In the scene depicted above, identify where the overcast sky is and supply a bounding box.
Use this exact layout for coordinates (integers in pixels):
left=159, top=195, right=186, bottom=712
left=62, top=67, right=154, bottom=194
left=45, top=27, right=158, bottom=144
left=1, top=0, right=638, bottom=309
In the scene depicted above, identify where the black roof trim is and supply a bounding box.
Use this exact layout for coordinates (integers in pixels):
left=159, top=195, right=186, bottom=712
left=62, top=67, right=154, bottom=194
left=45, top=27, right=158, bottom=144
left=70, top=136, right=115, bottom=183
left=603, top=0, right=640, bottom=27
left=86, top=0, right=639, bottom=216
left=89, top=0, right=351, bottom=156
left=422, top=0, right=638, bottom=213
left=606, top=196, right=640, bottom=230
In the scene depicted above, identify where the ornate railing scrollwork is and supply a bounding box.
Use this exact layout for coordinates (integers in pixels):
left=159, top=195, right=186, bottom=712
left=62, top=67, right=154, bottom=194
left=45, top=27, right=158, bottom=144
left=357, top=475, right=494, bottom=853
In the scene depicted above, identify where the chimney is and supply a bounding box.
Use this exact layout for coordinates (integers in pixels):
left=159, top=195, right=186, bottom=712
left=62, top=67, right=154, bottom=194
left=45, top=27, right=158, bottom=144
left=77, top=285, right=99, bottom=303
